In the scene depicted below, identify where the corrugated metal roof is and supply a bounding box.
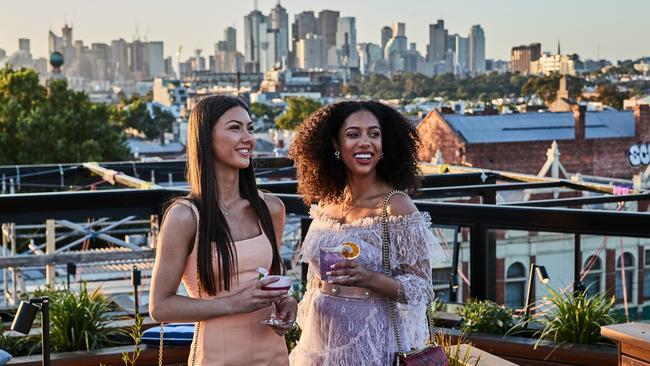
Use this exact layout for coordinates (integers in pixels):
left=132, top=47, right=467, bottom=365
left=443, top=111, right=635, bottom=143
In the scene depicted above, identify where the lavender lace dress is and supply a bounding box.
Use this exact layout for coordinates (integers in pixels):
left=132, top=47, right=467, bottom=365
left=289, top=205, right=445, bottom=366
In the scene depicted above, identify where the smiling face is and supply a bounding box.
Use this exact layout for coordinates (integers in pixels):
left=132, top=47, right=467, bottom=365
left=334, top=110, right=383, bottom=178
left=212, top=106, right=255, bottom=170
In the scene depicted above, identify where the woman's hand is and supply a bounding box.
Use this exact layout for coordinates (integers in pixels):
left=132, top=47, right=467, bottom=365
left=270, top=296, right=298, bottom=336
left=327, top=260, right=377, bottom=288
left=227, top=277, right=287, bottom=314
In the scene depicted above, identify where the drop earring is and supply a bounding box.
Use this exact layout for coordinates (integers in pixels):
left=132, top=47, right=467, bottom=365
left=335, top=151, right=341, bottom=160
left=380, top=152, right=384, bottom=159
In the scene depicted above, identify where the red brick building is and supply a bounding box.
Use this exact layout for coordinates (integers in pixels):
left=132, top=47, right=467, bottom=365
left=417, top=105, right=650, bottom=179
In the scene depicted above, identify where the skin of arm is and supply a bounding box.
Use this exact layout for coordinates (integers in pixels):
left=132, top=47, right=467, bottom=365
left=263, top=193, right=299, bottom=335
left=148, top=202, right=287, bottom=323
left=328, top=193, right=417, bottom=301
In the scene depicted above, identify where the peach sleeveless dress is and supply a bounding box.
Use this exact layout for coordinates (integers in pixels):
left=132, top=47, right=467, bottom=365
left=176, top=199, right=289, bottom=366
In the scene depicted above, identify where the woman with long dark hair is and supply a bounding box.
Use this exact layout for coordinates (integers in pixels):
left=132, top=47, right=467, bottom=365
left=149, top=95, right=295, bottom=365
left=288, top=101, right=444, bottom=365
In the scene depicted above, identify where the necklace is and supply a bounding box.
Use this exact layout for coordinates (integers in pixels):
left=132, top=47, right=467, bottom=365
left=218, top=201, right=234, bottom=217
left=339, top=182, right=379, bottom=222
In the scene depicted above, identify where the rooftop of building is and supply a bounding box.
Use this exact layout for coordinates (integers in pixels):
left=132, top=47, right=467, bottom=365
left=442, top=110, right=635, bottom=143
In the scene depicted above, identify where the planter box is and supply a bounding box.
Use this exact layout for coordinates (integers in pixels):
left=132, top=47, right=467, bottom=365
left=7, top=344, right=189, bottom=366
left=436, top=327, right=617, bottom=366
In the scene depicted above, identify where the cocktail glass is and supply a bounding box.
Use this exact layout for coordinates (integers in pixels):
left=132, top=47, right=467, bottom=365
left=260, top=275, right=292, bottom=326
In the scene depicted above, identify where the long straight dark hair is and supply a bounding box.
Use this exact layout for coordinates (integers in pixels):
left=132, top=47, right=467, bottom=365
left=182, top=95, right=282, bottom=295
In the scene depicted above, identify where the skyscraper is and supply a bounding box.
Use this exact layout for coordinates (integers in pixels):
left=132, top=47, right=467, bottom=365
left=269, top=3, right=289, bottom=68
left=454, top=34, right=469, bottom=75
left=511, top=43, right=541, bottom=74
left=244, top=9, right=268, bottom=72
left=427, top=20, right=447, bottom=63
left=293, top=11, right=317, bottom=42
left=318, top=10, right=340, bottom=58
left=469, top=25, right=486, bottom=74
left=146, top=41, right=165, bottom=78
left=392, top=22, right=405, bottom=37
left=225, top=27, right=237, bottom=52
left=381, top=26, right=392, bottom=53
left=18, top=38, right=30, bottom=55
left=295, top=33, right=323, bottom=70
left=336, top=17, right=358, bottom=68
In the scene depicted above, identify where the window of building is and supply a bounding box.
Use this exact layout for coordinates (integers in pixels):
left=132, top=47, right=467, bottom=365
left=505, top=262, right=527, bottom=308
left=583, top=255, right=602, bottom=298
left=432, top=267, right=453, bottom=302
left=643, top=249, right=650, bottom=299
left=616, top=252, right=635, bottom=303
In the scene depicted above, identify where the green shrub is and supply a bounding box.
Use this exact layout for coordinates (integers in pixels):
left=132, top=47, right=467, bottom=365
left=34, top=283, right=124, bottom=353
left=460, top=299, right=514, bottom=335
left=533, top=288, right=616, bottom=346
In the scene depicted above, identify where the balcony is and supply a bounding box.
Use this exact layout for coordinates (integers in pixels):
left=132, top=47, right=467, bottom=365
left=1, top=158, right=648, bottom=365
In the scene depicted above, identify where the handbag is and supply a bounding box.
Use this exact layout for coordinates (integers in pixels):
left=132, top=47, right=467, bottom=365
left=381, top=191, right=450, bottom=366
left=158, top=199, right=202, bottom=366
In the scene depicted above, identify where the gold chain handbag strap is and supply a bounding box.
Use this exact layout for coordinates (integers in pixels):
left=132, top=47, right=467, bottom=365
left=381, top=190, right=405, bottom=357
left=159, top=199, right=202, bottom=366
left=382, top=191, right=437, bottom=364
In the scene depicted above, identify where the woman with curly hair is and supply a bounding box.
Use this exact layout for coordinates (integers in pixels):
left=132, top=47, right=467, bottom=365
left=288, top=101, right=444, bottom=365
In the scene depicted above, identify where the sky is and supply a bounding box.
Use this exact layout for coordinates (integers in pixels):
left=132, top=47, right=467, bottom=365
left=1, top=0, right=649, bottom=62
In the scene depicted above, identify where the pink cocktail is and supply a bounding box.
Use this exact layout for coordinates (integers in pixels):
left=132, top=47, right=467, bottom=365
left=260, top=275, right=292, bottom=326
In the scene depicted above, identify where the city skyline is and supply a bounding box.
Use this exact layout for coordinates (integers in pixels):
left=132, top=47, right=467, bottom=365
left=1, top=0, right=649, bottom=62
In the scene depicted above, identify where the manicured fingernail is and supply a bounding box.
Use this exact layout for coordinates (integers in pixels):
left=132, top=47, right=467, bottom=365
left=330, top=264, right=336, bottom=269
left=325, top=271, right=332, bottom=276
left=327, top=280, right=333, bottom=284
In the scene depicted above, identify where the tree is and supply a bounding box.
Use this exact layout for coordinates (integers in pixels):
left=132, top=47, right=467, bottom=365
left=120, top=95, right=175, bottom=143
left=595, top=84, right=630, bottom=110
left=0, top=67, right=129, bottom=164
left=250, top=102, right=281, bottom=121
left=275, top=97, right=321, bottom=130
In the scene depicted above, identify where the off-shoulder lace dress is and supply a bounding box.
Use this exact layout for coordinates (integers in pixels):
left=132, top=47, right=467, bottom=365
left=289, top=205, right=445, bottom=366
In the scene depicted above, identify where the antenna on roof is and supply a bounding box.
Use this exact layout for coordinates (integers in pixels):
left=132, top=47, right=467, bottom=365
left=254, top=0, right=258, bottom=10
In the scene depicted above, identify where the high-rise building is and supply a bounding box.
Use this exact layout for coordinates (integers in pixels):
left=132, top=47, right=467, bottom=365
left=427, top=20, right=447, bottom=63
left=336, top=17, right=358, bottom=68
left=48, top=31, right=63, bottom=55
left=295, top=33, right=323, bottom=70
left=61, top=24, right=76, bottom=67
left=18, top=38, right=30, bottom=55
left=111, top=39, right=129, bottom=78
left=469, top=25, right=486, bottom=74
left=392, top=22, right=405, bottom=37
left=511, top=43, right=541, bottom=75
left=225, top=27, right=237, bottom=52
left=381, top=26, right=392, bottom=53
left=244, top=10, right=268, bottom=72
left=454, top=34, right=469, bottom=75
left=318, top=10, right=340, bottom=58
left=216, top=27, right=244, bottom=73
left=146, top=41, right=165, bottom=77
left=293, top=11, right=317, bottom=43
left=269, top=3, right=289, bottom=68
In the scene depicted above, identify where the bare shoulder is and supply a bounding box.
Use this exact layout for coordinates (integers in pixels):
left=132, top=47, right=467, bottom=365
left=161, top=202, right=197, bottom=250
left=165, top=201, right=197, bottom=227
left=262, top=192, right=286, bottom=217
left=386, top=192, right=417, bottom=217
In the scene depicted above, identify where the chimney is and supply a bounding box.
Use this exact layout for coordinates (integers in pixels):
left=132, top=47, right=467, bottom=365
left=572, top=104, right=586, bottom=141
left=634, top=104, right=650, bottom=138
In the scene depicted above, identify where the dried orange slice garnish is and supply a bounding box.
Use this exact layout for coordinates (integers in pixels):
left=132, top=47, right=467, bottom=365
left=341, top=242, right=361, bottom=260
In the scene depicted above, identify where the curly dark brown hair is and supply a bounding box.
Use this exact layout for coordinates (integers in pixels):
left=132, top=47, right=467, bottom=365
left=289, top=100, right=422, bottom=205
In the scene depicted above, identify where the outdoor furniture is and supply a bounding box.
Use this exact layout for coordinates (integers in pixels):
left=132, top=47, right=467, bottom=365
left=602, top=322, right=650, bottom=366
